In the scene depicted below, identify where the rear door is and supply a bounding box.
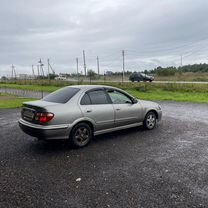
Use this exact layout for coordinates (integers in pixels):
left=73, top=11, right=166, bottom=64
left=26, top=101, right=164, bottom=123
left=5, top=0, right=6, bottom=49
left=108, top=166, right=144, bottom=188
left=79, top=89, right=115, bottom=131
left=106, top=89, right=142, bottom=127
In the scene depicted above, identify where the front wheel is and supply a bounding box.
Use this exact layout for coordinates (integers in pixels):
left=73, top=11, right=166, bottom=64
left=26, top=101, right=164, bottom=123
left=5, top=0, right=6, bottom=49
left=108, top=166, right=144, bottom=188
left=143, top=111, right=157, bottom=130
left=70, top=123, right=92, bottom=148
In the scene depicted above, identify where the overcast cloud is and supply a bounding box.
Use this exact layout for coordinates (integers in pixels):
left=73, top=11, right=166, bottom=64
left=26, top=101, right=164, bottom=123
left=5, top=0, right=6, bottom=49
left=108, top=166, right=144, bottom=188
left=1, top=0, right=208, bottom=76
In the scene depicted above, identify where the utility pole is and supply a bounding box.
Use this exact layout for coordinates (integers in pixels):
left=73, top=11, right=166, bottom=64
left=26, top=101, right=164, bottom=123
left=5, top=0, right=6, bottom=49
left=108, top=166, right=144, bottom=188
left=76, top=57, right=79, bottom=79
left=180, top=55, right=183, bottom=67
left=47, top=59, right=50, bottom=80
left=122, top=50, right=125, bottom=82
left=11, top=65, right=16, bottom=79
left=38, top=58, right=44, bottom=98
left=14, top=66, right=16, bottom=79
left=32, top=65, right=35, bottom=79
left=97, top=56, right=100, bottom=76
left=11, top=65, right=13, bottom=79
left=83, top=50, right=87, bottom=77
left=47, top=59, right=55, bottom=74
left=37, top=65, right=40, bottom=77
left=38, top=58, right=44, bottom=77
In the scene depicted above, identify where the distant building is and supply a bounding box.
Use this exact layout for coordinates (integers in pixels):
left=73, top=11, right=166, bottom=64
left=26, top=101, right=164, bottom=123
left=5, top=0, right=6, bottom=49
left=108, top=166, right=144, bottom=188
left=18, top=74, right=34, bottom=80
left=55, top=73, right=67, bottom=80
left=105, top=71, right=113, bottom=76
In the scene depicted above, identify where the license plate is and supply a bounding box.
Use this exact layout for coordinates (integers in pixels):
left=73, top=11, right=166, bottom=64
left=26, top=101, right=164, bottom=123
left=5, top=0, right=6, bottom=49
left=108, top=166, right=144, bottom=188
left=22, top=109, right=34, bottom=121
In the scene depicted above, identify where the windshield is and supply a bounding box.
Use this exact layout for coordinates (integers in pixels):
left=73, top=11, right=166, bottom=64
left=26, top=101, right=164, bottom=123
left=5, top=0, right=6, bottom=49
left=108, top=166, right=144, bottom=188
left=42, top=87, right=80, bottom=103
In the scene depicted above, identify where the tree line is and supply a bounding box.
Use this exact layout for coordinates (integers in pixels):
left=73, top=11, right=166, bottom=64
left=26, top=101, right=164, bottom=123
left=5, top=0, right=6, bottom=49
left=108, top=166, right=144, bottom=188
left=145, top=63, right=208, bottom=76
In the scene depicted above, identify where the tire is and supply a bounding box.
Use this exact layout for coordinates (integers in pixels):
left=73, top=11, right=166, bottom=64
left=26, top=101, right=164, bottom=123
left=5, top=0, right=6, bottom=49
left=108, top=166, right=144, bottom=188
left=143, top=111, right=157, bottom=130
left=70, top=123, right=92, bottom=148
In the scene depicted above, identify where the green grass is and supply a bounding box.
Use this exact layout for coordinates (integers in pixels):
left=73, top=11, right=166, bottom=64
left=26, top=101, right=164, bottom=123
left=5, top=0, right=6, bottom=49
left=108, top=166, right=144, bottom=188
left=0, top=83, right=59, bottom=92
left=0, top=81, right=208, bottom=104
left=127, top=89, right=208, bottom=103
left=0, top=94, right=35, bottom=109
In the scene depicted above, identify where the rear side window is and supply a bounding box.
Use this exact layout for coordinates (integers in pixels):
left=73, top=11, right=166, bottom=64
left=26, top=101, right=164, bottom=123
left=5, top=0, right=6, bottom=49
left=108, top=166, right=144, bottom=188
left=42, top=87, right=80, bottom=103
left=80, top=93, right=91, bottom=105
left=87, top=90, right=109, bottom=105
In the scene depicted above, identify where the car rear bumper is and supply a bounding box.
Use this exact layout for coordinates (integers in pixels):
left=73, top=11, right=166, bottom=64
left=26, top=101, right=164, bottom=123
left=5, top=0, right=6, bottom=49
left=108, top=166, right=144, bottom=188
left=18, top=119, right=70, bottom=140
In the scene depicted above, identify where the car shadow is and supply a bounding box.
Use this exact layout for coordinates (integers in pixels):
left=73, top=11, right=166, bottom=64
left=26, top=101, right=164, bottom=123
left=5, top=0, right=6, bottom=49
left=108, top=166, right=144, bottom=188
left=93, top=126, right=145, bottom=143
left=27, top=125, right=158, bottom=155
left=28, top=139, right=73, bottom=155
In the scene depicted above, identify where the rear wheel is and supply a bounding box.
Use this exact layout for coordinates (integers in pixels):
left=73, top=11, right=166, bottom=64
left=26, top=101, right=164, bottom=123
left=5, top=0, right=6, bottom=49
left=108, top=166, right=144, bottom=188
left=143, top=111, right=157, bottom=130
left=70, top=123, right=92, bottom=148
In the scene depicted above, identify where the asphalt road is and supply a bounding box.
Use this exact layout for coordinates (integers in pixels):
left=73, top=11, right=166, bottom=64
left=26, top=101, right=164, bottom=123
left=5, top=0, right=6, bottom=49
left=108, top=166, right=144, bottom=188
left=0, top=102, right=208, bottom=208
left=60, top=79, right=208, bottom=84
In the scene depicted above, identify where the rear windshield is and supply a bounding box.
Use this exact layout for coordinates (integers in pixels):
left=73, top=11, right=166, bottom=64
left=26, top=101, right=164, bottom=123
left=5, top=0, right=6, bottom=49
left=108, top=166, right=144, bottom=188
left=42, top=87, right=80, bottom=103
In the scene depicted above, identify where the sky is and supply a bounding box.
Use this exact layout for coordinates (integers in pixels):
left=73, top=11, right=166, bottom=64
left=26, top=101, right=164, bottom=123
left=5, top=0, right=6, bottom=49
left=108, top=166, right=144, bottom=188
left=1, top=0, right=208, bottom=77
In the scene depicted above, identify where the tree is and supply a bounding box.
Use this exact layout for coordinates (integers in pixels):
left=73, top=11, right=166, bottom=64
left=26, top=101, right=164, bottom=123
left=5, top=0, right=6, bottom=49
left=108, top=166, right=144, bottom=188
left=1, top=76, right=8, bottom=80
left=88, top=69, right=97, bottom=81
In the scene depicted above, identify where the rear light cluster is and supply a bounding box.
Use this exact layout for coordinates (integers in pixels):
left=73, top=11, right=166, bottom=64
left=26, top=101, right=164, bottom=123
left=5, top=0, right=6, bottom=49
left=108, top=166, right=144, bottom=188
left=35, top=112, right=54, bottom=123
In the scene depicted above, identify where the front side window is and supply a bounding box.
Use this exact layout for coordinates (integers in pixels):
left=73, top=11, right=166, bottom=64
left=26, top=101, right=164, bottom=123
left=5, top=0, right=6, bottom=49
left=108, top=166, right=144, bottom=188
left=107, top=90, right=132, bottom=104
left=42, top=87, right=80, bottom=104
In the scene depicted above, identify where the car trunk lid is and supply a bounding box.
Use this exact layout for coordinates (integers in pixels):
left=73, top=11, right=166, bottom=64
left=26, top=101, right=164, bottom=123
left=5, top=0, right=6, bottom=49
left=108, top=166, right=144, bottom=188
left=21, top=100, right=58, bottom=123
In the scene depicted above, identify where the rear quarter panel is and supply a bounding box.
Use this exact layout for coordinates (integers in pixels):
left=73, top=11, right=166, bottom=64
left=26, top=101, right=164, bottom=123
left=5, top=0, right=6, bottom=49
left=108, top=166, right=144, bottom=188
left=45, top=94, right=83, bottom=126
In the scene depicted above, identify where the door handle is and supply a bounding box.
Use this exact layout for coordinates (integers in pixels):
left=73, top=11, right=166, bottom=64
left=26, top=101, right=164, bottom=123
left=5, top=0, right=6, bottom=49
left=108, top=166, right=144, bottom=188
left=116, top=108, right=120, bottom=111
left=86, top=110, right=92, bottom=113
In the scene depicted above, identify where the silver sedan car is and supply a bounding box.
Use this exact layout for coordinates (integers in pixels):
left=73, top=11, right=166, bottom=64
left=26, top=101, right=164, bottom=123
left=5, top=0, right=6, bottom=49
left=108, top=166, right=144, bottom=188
left=19, top=85, right=162, bottom=147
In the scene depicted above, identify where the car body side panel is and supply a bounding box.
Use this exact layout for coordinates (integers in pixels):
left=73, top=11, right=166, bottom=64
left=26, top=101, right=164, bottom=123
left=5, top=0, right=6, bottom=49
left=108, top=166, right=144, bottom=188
left=139, top=100, right=162, bottom=121
left=112, top=102, right=143, bottom=127
left=79, top=104, right=115, bottom=131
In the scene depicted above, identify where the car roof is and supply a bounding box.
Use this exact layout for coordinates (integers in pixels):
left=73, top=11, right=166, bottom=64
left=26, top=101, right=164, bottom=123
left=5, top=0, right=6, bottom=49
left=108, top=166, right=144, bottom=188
left=64, top=85, right=134, bottom=98
left=68, top=85, right=118, bottom=91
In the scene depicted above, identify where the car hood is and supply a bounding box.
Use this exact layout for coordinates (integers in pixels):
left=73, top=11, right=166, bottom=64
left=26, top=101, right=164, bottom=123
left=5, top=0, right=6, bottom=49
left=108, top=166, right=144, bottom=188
left=139, top=100, right=159, bottom=108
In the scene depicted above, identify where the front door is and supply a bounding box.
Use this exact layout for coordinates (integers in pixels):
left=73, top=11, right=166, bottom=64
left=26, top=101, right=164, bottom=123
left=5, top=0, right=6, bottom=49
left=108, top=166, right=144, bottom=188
left=106, top=89, right=142, bottom=127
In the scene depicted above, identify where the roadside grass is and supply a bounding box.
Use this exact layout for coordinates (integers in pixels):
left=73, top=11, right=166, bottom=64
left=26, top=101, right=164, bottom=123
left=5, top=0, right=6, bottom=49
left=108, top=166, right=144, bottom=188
left=153, top=72, right=208, bottom=82
left=127, top=89, right=208, bottom=103
left=1, top=81, right=208, bottom=92
left=0, top=81, right=208, bottom=103
left=0, top=93, right=35, bottom=109
left=0, top=83, right=59, bottom=92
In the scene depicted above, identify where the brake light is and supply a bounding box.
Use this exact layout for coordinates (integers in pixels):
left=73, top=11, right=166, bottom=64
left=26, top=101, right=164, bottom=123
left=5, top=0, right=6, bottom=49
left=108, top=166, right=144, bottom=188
left=35, top=112, right=54, bottom=123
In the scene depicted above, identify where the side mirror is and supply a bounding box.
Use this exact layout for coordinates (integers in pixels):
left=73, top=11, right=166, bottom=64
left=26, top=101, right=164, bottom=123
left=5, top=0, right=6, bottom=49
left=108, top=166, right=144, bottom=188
left=132, top=98, right=138, bottom=104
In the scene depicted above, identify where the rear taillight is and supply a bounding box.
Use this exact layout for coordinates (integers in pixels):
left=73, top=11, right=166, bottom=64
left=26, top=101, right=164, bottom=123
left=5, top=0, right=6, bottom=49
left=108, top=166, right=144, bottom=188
left=35, top=112, right=54, bottom=123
